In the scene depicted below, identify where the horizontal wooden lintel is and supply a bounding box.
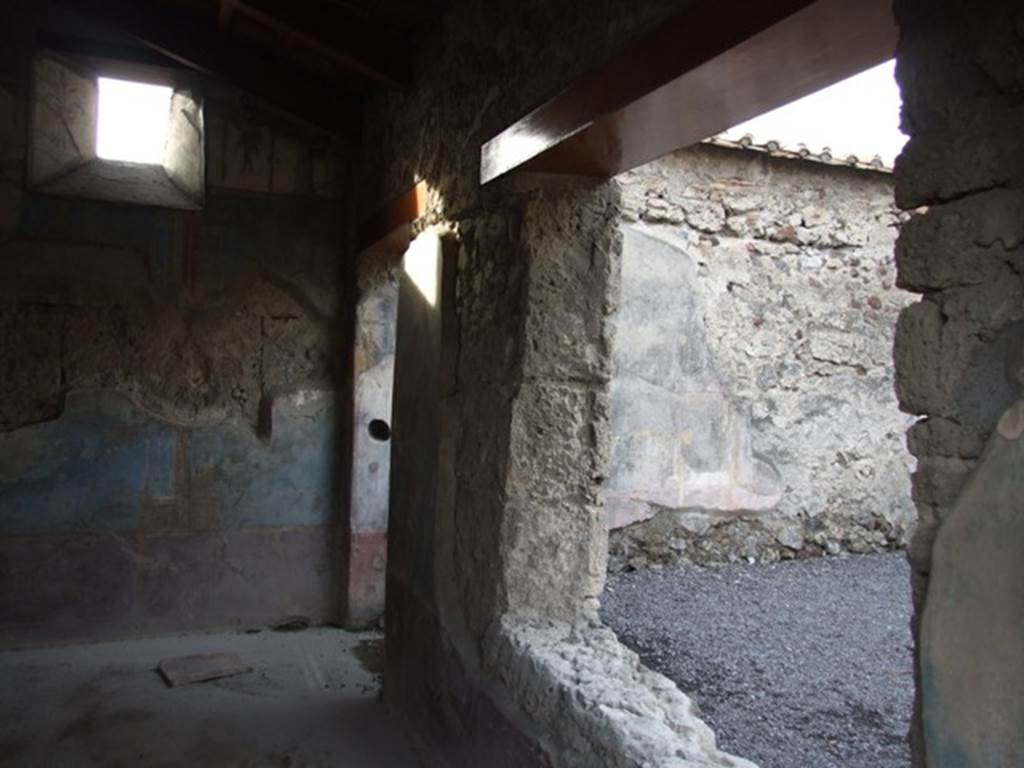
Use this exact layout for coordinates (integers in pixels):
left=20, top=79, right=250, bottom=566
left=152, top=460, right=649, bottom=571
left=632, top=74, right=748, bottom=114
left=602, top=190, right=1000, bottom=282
left=481, top=0, right=897, bottom=184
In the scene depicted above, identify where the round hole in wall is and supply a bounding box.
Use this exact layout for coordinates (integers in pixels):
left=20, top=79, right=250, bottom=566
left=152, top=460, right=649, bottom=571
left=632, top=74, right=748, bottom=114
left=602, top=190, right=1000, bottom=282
left=368, top=419, right=391, bottom=442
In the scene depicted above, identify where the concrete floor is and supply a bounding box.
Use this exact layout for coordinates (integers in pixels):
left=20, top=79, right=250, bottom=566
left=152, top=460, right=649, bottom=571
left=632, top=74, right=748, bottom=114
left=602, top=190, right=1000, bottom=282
left=0, top=628, right=421, bottom=767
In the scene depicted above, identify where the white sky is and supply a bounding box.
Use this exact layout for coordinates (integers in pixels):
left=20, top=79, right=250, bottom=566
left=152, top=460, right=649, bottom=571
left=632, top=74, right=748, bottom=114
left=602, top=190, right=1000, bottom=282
left=720, top=60, right=907, bottom=166
left=96, top=77, right=173, bottom=164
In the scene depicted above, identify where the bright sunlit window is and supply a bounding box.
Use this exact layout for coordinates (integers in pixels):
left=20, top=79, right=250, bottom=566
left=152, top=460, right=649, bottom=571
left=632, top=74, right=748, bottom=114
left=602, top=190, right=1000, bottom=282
left=720, top=60, right=908, bottom=166
left=96, top=77, right=173, bottom=164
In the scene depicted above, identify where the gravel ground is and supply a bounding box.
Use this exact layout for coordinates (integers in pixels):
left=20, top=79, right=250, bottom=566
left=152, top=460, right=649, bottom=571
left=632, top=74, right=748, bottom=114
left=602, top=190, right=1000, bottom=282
left=601, top=552, right=914, bottom=768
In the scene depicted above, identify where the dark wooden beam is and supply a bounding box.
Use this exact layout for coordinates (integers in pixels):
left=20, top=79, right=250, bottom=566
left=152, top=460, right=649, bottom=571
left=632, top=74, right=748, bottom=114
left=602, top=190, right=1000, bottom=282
left=356, top=181, right=428, bottom=254
left=232, top=0, right=413, bottom=89
left=480, top=0, right=897, bottom=184
left=60, top=0, right=360, bottom=135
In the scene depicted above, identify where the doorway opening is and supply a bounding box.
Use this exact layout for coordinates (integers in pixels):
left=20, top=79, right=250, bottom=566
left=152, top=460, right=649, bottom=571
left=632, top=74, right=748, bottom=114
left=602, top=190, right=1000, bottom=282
left=600, top=61, right=916, bottom=768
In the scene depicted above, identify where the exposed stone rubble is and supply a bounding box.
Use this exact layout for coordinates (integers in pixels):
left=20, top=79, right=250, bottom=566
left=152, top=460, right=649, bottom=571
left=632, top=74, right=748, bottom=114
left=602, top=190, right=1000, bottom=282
left=490, top=620, right=758, bottom=768
left=0, top=201, right=340, bottom=433
left=608, top=145, right=915, bottom=570
left=608, top=507, right=904, bottom=571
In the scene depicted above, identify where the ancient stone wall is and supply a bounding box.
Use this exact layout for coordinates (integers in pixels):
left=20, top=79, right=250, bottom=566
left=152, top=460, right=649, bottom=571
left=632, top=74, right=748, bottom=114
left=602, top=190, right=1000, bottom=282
left=0, top=1, right=349, bottom=643
left=608, top=144, right=915, bottom=569
left=892, top=0, right=1024, bottom=763
left=361, top=1, right=757, bottom=766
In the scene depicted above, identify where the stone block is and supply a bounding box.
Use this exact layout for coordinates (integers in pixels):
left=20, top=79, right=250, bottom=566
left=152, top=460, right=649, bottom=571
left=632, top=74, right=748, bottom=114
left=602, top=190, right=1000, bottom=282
left=684, top=199, right=726, bottom=233
left=897, top=301, right=1023, bottom=437
left=157, top=653, right=251, bottom=687
left=896, top=190, right=1024, bottom=292
left=937, top=278, right=1024, bottom=337
left=519, top=188, right=617, bottom=384
left=910, top=456, right=976, bottom=512
left=894, top=122, right=1022, bottom=210
left=500, top=496, right=607, bottom=622
left=641, top=195, right=685, bottom=224
left=894, top=299, right=950, bottom=416
left=907, top=417, right=984, bottom=460
left=507, top=379, right=604, bottom=503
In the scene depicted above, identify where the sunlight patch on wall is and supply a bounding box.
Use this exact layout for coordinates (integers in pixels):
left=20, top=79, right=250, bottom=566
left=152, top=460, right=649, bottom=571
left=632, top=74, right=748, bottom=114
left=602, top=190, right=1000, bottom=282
left=404, top=230, right=440, bottom=307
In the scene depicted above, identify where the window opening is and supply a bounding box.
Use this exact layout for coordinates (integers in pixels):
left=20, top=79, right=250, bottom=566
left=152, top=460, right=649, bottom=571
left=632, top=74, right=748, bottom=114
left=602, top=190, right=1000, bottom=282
left=96, top=76, right=173, bottom=164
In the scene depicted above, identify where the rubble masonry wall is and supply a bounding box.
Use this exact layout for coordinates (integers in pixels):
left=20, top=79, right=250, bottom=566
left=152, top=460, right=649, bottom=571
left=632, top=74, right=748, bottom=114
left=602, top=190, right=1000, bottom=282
left=608, top=144, right=915, bottom=569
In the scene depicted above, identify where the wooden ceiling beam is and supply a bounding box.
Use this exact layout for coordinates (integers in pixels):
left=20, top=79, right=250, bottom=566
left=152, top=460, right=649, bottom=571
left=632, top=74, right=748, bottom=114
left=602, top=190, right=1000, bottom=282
left=480, top=0, right=897, bottom=183
left=356, top=181, right=428, bottom=254
left=61, top=0, right=359, bottom=135
left=231, top=0, right=413, bottom=89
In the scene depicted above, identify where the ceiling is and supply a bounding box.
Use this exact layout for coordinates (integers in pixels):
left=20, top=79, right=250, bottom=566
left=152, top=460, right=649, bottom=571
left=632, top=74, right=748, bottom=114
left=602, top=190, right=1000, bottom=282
left=54, top=0, right=446, bottom=134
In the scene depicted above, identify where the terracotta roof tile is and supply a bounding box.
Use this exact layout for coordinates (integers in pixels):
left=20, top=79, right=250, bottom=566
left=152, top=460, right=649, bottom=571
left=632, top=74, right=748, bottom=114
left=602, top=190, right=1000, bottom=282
left=704, top=133, right=892, bottom=173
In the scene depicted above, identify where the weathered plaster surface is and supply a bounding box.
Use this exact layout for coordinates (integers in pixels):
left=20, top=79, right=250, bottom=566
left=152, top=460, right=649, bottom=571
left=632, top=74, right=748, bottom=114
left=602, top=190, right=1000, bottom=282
left=0, top=389, right=337, bottom=643
left=893, top=0, right=1024, bottom=763
left=0, top=2, right=350, bottom=641
left=351, top=253, right=398, bottom=534
left=1, top=192, right=341, bottom=433
left=0, top=190, right=345, bottom=641
left=608, top=145, right=915, bottom=568
left=344, top=251, right=399, bottom=627
left=0, top=388, right=336, bottom=534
